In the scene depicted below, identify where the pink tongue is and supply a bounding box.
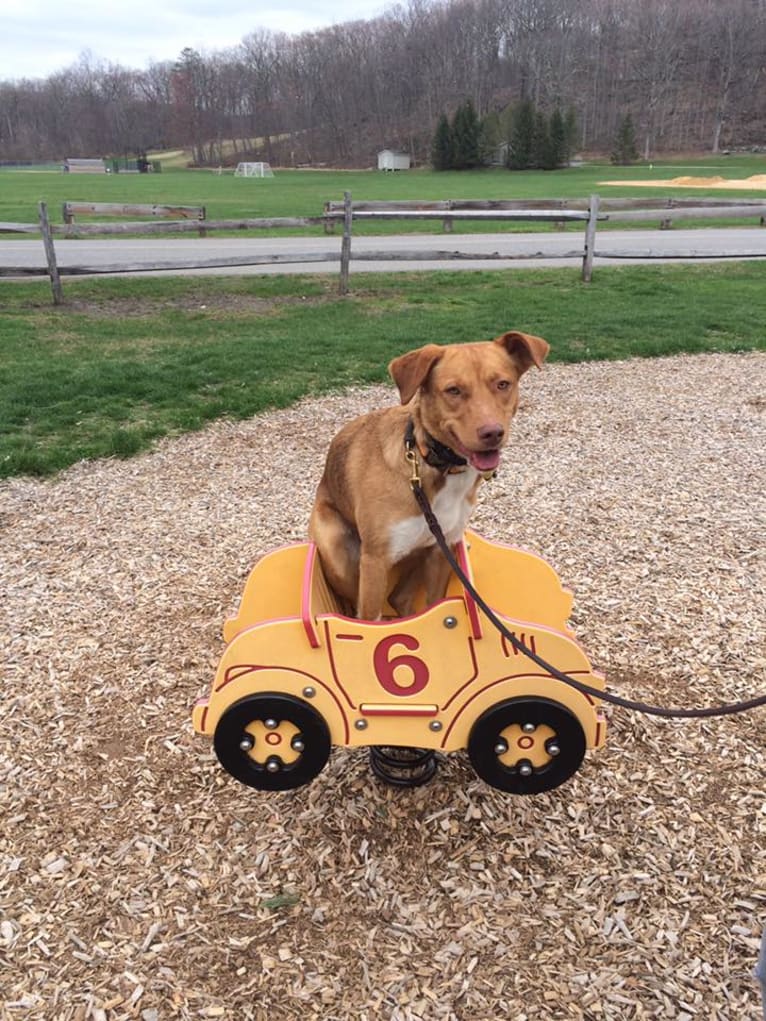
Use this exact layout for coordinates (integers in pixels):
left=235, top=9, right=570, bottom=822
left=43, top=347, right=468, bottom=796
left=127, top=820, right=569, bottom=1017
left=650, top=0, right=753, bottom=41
left=469, top=449, right=500, bottom=472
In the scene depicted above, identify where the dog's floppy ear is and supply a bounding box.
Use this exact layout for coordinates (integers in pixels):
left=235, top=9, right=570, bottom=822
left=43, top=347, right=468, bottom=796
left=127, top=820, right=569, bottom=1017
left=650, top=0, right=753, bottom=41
left=389, top=344, right=443, bottom=404
left=496, top=331, right=550, bottom=374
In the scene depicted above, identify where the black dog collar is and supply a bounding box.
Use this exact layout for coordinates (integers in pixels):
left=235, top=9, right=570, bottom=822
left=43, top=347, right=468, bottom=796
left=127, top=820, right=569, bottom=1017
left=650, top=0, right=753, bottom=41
left=404, top=418, right=468, bottom=474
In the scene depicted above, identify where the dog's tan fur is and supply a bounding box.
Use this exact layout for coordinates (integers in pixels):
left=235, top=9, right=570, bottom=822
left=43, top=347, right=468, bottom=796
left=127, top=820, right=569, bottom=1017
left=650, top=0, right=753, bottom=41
left=309, top=331, right=549, bottom=620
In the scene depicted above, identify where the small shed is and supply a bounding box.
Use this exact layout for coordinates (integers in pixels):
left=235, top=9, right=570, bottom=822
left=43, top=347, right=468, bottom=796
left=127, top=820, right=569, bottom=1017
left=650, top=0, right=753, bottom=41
left=377, top=149, right=411, bottom=172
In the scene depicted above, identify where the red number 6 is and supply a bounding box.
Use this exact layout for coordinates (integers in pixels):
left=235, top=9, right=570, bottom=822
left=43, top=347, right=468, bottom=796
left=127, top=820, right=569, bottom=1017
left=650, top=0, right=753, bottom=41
left=373, top=634, right=430, bottom=696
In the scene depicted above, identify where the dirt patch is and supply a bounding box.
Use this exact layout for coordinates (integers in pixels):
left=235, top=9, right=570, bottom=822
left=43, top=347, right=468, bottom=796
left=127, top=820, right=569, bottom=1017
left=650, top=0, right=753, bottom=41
left=601, top=173, right=766, bottom=189
left=59, top=293, right=326, bottom=319
left=2, top=352, right=765, bottom=1019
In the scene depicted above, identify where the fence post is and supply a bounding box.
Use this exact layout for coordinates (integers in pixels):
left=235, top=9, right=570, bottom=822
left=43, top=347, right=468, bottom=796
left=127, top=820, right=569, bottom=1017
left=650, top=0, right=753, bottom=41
left=443, top=200, right=454, bottom=233
left=581, top=194, right=600, bottom=283
left=555, top=199, right=567, bottom=231
left=198, top=205, right=207, bottom=238
left=62, top=201, right=76, bottom=238
left=339, top=191, right=352, bottom=295
left=755, top=928, right=766, bottom=1020
left=38, top=201, right=63, bottom=305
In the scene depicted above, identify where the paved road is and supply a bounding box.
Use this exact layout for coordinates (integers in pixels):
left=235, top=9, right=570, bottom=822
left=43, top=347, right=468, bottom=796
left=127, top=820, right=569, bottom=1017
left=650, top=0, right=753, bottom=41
left=2, top=228, right=766, bottom=277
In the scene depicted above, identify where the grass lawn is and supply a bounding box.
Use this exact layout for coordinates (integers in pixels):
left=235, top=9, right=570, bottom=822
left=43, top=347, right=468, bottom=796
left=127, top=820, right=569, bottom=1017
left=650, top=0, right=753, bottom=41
left=1, top=153, right=765, bottom=234
left=1, top=262, right=764, bottom=479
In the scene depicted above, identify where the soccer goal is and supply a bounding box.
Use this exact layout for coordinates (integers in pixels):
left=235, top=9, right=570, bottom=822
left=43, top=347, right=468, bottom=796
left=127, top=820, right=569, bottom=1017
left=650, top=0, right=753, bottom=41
left=234, top=162, right=274, bottom=178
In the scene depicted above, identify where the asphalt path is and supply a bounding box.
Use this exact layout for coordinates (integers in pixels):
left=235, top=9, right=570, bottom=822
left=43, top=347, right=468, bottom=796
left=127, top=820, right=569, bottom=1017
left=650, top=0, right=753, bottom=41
left=2, top=227, right=766, bottom=278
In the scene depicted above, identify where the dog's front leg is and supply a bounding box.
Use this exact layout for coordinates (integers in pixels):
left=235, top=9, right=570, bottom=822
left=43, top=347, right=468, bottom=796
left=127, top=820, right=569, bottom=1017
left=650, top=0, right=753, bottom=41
left=422, top=546, right=453, bottom=608
left=357, top=550, right=391, bottom=621
left=388, top=545, right=453, bottom=617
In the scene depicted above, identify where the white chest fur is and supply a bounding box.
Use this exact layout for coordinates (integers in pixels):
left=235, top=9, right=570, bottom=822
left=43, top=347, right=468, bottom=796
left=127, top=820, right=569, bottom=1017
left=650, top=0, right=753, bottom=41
left=388, top=469, right=479, bottom=563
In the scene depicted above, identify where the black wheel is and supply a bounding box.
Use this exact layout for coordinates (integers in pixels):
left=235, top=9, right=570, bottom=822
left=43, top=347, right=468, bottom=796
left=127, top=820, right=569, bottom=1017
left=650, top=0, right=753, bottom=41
left=213, top=693, right=331, bottom=791
left=468, top=696, right=586, bottom=795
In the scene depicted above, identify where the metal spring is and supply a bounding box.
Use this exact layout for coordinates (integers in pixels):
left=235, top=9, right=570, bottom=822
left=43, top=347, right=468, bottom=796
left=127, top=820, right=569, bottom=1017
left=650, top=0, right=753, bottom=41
left=369, top=745, right=438, bottom=788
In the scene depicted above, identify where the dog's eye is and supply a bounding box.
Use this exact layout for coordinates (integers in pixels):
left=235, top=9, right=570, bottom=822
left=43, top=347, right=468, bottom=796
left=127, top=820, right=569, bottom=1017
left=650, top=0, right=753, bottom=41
left=496, top=380, right=512, bottom=391
left=445, top=386, right=462, bottom=397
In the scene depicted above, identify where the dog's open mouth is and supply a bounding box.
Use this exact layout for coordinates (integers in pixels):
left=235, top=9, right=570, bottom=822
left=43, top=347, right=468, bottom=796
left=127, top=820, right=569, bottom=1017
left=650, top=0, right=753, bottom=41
left=468, top=449, right=501, bottom=472
left=447, top=430, right=503, bottom=473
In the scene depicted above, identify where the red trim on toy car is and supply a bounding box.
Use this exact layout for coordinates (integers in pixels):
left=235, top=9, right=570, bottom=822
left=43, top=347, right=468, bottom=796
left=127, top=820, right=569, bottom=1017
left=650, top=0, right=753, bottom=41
left=194, top=697, right=209, bottom=733
left=502, top=631, right=537, bottom=658
left=215, top=664, right=352, bottom=742
left=440, top=669, right=595, bottom=746
left=302, top=544, right=321, bottom=648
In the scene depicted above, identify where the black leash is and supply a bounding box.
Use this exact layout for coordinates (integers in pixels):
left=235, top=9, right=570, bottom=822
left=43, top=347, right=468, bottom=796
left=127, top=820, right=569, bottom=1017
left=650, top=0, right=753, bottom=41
left=410, top=479, right=766, bottom=720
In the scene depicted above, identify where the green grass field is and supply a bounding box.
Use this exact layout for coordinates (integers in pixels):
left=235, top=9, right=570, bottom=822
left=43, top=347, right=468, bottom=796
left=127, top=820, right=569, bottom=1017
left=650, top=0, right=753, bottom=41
left=2, top=153, right=765, bottom=232
left=1, top=154, right=764, bottom=479
left=1, top=262, right=764, bottom=479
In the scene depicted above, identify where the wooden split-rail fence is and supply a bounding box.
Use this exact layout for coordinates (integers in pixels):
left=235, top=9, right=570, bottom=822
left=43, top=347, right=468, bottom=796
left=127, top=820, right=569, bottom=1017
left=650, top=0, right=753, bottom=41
left=1, top=194, right=765, bottom=304
left=324, top=193, right=766, bottom=291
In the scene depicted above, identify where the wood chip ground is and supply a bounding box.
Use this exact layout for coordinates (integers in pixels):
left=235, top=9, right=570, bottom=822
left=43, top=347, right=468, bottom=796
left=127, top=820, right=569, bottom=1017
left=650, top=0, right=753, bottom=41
left=1, top=352, right=764, bottom=1020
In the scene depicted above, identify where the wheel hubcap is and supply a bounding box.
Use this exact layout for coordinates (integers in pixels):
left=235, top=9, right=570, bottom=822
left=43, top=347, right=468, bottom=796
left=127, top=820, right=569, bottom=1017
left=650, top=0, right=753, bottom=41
left=241, top=719, right=302, bottom=766
left=495, top=722, right=558, bottom=770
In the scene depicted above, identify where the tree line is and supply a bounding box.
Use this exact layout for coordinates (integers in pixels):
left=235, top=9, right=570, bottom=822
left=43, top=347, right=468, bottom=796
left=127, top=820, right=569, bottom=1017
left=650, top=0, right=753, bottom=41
left=1, top=0, right=764, bottom=167
left=431, top=99, right=578, bottom=170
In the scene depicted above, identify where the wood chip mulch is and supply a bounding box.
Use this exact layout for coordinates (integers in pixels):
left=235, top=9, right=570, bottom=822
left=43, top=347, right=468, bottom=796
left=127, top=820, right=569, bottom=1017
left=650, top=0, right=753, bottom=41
left=1, top=351, right=764, bottom=1021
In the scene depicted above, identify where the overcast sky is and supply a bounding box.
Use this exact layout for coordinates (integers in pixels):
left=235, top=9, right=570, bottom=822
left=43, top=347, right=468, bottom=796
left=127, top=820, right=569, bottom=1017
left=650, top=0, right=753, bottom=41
left=3, top=0, right=391, bottom=83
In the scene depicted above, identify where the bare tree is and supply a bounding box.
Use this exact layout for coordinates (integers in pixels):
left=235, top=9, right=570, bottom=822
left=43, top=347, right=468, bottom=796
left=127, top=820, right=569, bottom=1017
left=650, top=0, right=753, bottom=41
left=1, top=0, right=764, bottom=166
left=624, top=0, right=687, bottom=159
left=701, top=0, right=762, bottom=151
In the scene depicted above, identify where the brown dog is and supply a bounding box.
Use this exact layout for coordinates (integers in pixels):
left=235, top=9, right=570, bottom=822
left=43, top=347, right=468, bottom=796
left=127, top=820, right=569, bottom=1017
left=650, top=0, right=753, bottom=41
left=309, top=331, right=549, bottom=620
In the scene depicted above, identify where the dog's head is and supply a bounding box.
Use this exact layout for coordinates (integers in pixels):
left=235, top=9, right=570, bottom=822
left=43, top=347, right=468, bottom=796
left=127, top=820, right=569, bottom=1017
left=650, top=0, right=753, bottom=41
left=388, top=331, right=549, bottom=472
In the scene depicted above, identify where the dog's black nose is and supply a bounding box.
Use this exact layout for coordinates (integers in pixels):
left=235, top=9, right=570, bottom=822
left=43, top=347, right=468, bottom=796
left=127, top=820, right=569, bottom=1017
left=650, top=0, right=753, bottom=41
left=478, top=423, right=504, bottom=446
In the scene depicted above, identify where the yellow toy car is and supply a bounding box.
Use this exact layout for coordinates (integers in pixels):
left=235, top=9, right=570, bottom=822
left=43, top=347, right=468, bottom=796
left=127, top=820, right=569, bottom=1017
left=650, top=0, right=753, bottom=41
left=192, top=531, right=606, bottom=794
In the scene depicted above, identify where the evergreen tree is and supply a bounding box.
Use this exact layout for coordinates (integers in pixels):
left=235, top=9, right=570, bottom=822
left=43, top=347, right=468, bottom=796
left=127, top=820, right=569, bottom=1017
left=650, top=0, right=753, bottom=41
left=507, top=100, right=535, bottom=170
left=479, top=109, right=502, bottom=164
left=531, top=109, right=550, bottom=169
left=548, top=107, right=567, bottom=169
left=564, top=105, right=579, bottom=161
left=451, top=99, right=481, bottom=169
left=611, top=114, right=639, bottom=165
left=431, top=112, right=453, bottom=170
left=499, top=104, right=516, bottom=147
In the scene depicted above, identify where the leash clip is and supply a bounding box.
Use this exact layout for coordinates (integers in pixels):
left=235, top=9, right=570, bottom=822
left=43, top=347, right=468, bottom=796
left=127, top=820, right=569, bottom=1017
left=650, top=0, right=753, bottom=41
left=405, top=446, right=422, bottom=490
